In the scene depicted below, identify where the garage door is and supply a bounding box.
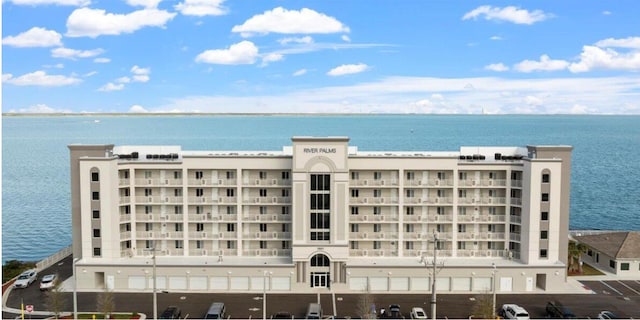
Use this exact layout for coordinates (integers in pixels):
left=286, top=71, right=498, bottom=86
left=369, top=277, right=388, bottom=291
left=410, top=277, right=430, bottom=291
left=251, top=276, right=267, bottom=290
left=271, top=277, right=290, bottom=291
left=128, top=276, right=146, bottom=290
left=190, top=276, right=207, bottom=290
left=210, top=276, right=228, bottom=290
left=349, top=277, right=368, bottom=291
left=169, top=276, right=187, bottom=290
left=389, top=277, right=409, bottom=291
left=435, top=277, right=450, bottom=291
left=472, top=277, right=491, bottom=291
left=147, top=276, right=167, bottom=290
left=451, top=277, right=471, bottom=291
left=230, top=277, right=249, bottom=290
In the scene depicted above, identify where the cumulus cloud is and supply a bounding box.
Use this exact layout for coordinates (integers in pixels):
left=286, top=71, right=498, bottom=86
left=485, top=63, right=509, bottom=72
left=131, top=65, right=151, bottom=82
left=99, top=83, right=124, bottom=91
left=94, top=57, right=110, bottom=63
left=462, top=5, right=549, bottom=25
left=514, top=54, right=569, bottom=72
left=569, top=45, right=640, bottom=73
left=129, top=104, right=149, bottom=112
left=116, top=76, right=131, bottom=83
left=595, top=37, right=640, bottom=49
left=602, top=10, right=612, bottom=15
left=6, top=103, right=73, bottom=114
left=261, top=53, right=283, bottom=66
left=341, top=35, right=351, bottom=42
left=66, top=7, right=176, bottom=37
left=3, top=71, right=81, bottom=86
left=195, top=41, right=259, bottom=65
left=232, top=7, right=349, bottom=37
left=7, top=0, right=89, bottom=5
left=2, top=27, right=63, bottom=47
left=489, top=35, right=503, bottom=41
left=293, top=69, right=307, bottom=76
left=51, top=47, right=104, bottom=59
left=327, top=63, right=369, bottom=76
left=126, top=0, right=161, bottom=8
left=278, top=36, right=313, bottom=45
left=175, top=0, right=227, bottom=16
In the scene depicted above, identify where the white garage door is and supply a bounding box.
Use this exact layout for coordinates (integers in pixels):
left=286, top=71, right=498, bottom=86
left=251, top=276, right=267, bottom=290
left=500, top=277, right=513, bottom=292
left=211, top=276, right=228, bottom=290
left=271, top=277, right=290, bottom=291
left=451, top=277, right=471, bottom=291
left=147, top=276, right=167, bottom=290
left=410, top=277, right=430, bottom=291
left=472, top=277, right=492, bottom=291
left=349, top=277, right=368, bottom=291
left=230, top=277, right=249, bottom=290
left=369, top=277, right=388, bottom=291
left=169, top=276, right=187, bottom=290
left=389, top=277, right=409, bottom=291
left=435, top=277, right=450, bottom=291
left=190, top=276, right=208, bottom=290
left=128, top=276, right=146, bottom=290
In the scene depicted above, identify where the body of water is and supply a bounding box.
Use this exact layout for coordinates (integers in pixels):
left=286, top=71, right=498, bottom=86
left=3, top=114, right=639, bottom=263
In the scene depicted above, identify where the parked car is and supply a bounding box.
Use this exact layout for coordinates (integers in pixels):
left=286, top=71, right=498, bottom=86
left=13, top=269, right=38, bottom=289
left=598, top=311, right=619, bottom=319
left=272, top=311, right=293, bottom=319
left=499, top=304, right=530, bottom=320
left=39, top=274, right=58, bottom=291
left=159, top=306, right=181, bottom=319
left=545, top=301, right=576, bottom=319
left=410, top=307, right=428, bottom=319
left=388, top=304, right=401, bottom=319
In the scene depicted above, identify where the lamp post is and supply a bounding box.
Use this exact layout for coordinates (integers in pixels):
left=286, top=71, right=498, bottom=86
left=492, top=263, right=497, bottom=318
left=152, top=247, right=157, bottom=320
left=262, top=270, right=271, bottom=320
left=430, top=233, right=438, bottom=320
left=73, top=257, right=80, bottom=319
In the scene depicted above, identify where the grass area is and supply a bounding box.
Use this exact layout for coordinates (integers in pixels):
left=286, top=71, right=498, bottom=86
left=568, top=262, right=605, bottom=276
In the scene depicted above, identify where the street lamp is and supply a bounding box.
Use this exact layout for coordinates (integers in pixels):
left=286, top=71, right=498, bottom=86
left=73, top=257, right=80, bottom=319
left=145, top=242, right=158, bottom=320
left=430, top=233, right=438, bottom=320
left=262, top=270, right=272, bottom=320
left=492, top=263, right=497, bottom=318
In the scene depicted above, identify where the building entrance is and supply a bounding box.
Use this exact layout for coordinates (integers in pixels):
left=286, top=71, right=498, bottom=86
left=311, top=272, right=330, bottom=288
left=310, top=253, right=331, bottom=288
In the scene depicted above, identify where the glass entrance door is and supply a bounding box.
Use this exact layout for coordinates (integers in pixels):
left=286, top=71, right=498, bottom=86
left=310, top=272, right=330, bottom=288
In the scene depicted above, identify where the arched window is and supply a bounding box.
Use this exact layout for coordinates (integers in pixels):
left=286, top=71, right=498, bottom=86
left=310, top=254, right=330, bottom=267
left=541, top=169, right=551, bottom=183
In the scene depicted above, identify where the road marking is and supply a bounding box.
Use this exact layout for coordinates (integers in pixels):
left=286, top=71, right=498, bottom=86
left=617, top=281, right=640, bottom=295
left=600, top=280, right=623, bottom=296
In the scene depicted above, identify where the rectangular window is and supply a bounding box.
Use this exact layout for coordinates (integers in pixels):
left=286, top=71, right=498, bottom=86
left=174, top=189, right=182, bottom=197
left=540, top=249, right=548, bottom=258
left=145, top=223, right=152, bottom=231
left=488, top=207, right=497, bottom=215
left=227, top=206, right=235, bottom=215
left=406, top=207, right=414, bottom=215
left=457, top=242, right=466, bottom=250
left=373, top=171, right=382, bottom=180
left=93, top=247, right=101, bottom=257
left=282, top=189, right=290, bottom=197
left=92, top=192, right=100, bottom=200
left=436, top=224, right=444, bottom=233
left=621, top=263, right=629, bottom=271
left=405, top=189, right=414, bottom=197
left=458, top=225, right=466, bottom=233
left=93, top=229, right=101, bottom=237
left=174, top=171, right=181, bottom=179
left=351, top=189, right=359, bottom=197
left=175, top=240, right=183, bottom=249
left=373, top=189, right=382, bottom=198
left=373, top=207, right=381, bottom=215
left=282, top=241, right=291, bottom=249
left=146, top=240, right=153, bottom=249
left=540, top=230, right=548, bottom=239
left=196, top=188, right=204, bottom=197
left=373, top=224, right=381, bottom=232
left=351, top=224, right=359, bottom=232
left=196, top=240, right=203, bottom=249
left=259, top=189, right=267, bottom=197
left=226, top=189, right=235, bottom=197
left=144, top=171, right=152, bottom=179
left=541, top=211, right=549, bottom=221
left=124, top=205, right=130, bottom=214
left=406, top=171, right=415, bottom=180
left=351, top=207, right=359, bottom=215
left=373, top=241, right=381, bottom=249
left=351, top=172, right=359, bottom=180
left=195, top=171, right=203, bottom=179
left=405, top=224, right=414, bottom=232
left=458, top=172, right=467, bottom=180
left=92, top=210, right=100, bottom=219
left=609, top=260, right=616, bottom=269
left=488, top=224, right=496, bottom=232
left=259, top=171, right=267, bottom=179
left=405, top=242, right=414, bottom=250
left=260, top=206, right=267, bottom=215
left=310, top=194, right=330, bottom=210
left=310, top=174, right=330, bottom=191
left=226, top=171, right=235, bottom=179
left=587, top=249, right=593, bottom=256
left=310, top=212, right=330, bottom=229
left=227, top=224, right=235, bottom=232
left=145, top=205, right=152, bottom=214
left=542, top=174, right=550, bottom=183
left=458, top=189, right=467, bottom=198
left=196, top=223, right=204, bottom=232
left=437, top=207, right=445, bottom=215
left=260, top=224, right=267, bottom=232
left=227, top=241, right=235, bottom=249
left=174, top=206, right=182, bottom=214
left=144, top=188, right=152, bottom=196
left=542, top=193, right=549, bottom=202
left=437, top=172, right=446, bottom=180
left=281, top=206, right=289, bottom=215
left=91, top=172, right=99, bottom=182
left=282, top=171, right=290, bottom=180
left=350, top=241, right=358, bottom=249
left=458, top=207, right=466, bottom=215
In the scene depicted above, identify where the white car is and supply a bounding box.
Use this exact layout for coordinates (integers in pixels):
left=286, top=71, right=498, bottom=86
left=598, top=311, right=619, bottom=319
left=13, top=269, right=38, bottom=289
left=39, top=274, right=58, bottom=291
left=500, top=304, right=530, bottom=320
left=410, top=307, right=428, bottom=319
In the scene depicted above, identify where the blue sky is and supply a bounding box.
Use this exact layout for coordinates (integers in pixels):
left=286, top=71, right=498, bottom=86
left=2, top=0, right=639, bottom=114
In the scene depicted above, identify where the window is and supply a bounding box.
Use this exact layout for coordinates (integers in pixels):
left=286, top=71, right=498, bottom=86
left=436, top=224, right=444, bottom=233
left=174, top=189, right=182, bottom=197
left=226, top=189, right=235, bottom=197
left=310, top=174, right=330, bottom=191
left=92, top=192, right=100, bottom=200
left=91, top=172, right=99, bottom=182
left=489, top=172, right=496, bottom=180
left=282, top=241, right=290, bottom=249
left=174, top=206, right=182, bottom=214
left=144, top=171, right=152, bottom=179
left=310, top=212, right=330, bottom=229
left=609, top=260, right=616, bottom=269
left=93, top=229, right=101, bottom=238
left=196, top=240, right=203, bottom=249
left=196, top=188, right=204, bottom=197
left=259, top=189, right=267, bottom=197
left=125, top=224, right=131, bottom=231
left=406, top=171, right=415, bottom=180
left=175, top=223, right=183, bottom=232
left=195, top=171, right=203, bottom=179
left=587, top=249, right=593, bottom=256
left=351, top=207, right=359, bottom=215
left=542, top=193, right=549, bottom=202
left=227, top=206, right=235, bottom=215
left=350, top=241, right=358, bottom=249
left=175, top=240, right=183, bottom=249
left=405, top=189, right=415, bottom=197
left=437, top=207, right=445, bottom=215
left=540, top=249, right=548, bottom=258
left=437, top=172, right=446, bottom=180
left=405, top=242, right=414, bottom=250
left=310, top=194, right=330, bottom=210
left=174, top=171, right=181, bottom=179
left=373, top=207, right=381, bottom=215
left=144, top=188, right=152, bottom=196
left=458, top=190, right=467, bottom=198
left=259, top=171, right=267, bottom=179
left=260, top=206, right=267, bottom=215
left=281, top=206, right=289, bottom=215
left=226, top=224, right=235, bottom=232
left=457, top=242, right=466, bottom=250
left=93, top=248, right=101, bottom=257
left=406, top=207, right=414, bottom=215
left=146, top=240, right=153, bottom=249
left=196, top=206, right=203, bottom=214
left=351, top=224, right=359, bottom=232
left=351, top=172, right=359, bottom=180
left=373, top=171, right=382, bottom=180
left=310, top=232, right=330, bottom=241
left=542, top=173, right=550, bottom=183
left=373, top=241, right=381, bottom=249
left=282, top=171, right=290, bottom=180
left=541, top=211, right=549, bottom=221
left=540, top=230, right=548, bottom=239
left=458, top=172, right=467, bottom=180
left=92, top=210, right=100, bottom=219
left=282, top=189, right=290, bottom=197
left=311, top=254, right=330, bottom=267
left=260, top=224, right=267, bottom=232
left=125, top=240, right=131, bottom=248
left=227, top=241, right=235, bottom=249
left=621, top=263, right=629, bottom=271
left=145, top=223, right=153, bottom=231
left=488, top=224, right=496, bottom=232
left=437, top=189, right=445, bottom=197
left=488, top=207, right=497, bottom=215
left=145, top=206, right=152, bottom=214
left=458, top=207, right=467, bottom=215
left=196, top=223, right=204, bottom=232
left=373, top=189, right=382, bottom=198
left=124, top=205, right=130, bottom=214
left=226, top=171, right=235, bottom=179
left=373, top=224, right=381, bottom=232
left=351, top=189, right=359, bottom=197
left=260, top=241, right=267, bottom=249
left=458, top=225, right=466, bottom=233
left=405, top=224, right=414, bottom=232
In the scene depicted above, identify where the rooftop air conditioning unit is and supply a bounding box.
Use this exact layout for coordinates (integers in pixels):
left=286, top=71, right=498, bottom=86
left=362, top=250, right=368, bottom=256
left=273, top=232, right=278, bottom=239
left=202, top=232, right=207, bottom=238
left=272, top=197, right=278, bottom=203
left=381, top=180, right=385, bottom=186
left=255, top=179, right=260, bottom=185
left=255, top=197, right=260, bottom=203
left=363, top=180, right=368, bottom=185
left=272, top=179, right=278, bottom=185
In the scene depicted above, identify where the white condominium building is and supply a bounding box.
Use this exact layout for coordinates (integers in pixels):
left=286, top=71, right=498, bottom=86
left=69, top=136, right=572, bottom=293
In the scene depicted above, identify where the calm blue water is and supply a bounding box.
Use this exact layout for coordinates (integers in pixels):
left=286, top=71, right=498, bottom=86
left=3, top=115, right=639, bottom=263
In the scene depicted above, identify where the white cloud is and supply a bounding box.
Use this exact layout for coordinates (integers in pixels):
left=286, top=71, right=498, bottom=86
left=568, top=45, right=640, bottom=73
left=293, top=69, right=307, bottom=76
left=6, top=103, right=73, bottom=114
left=570, top=104, right=590, bottom=114
left=7, top=0, right=89, bottom=5
left=602, top=10, right=612, bottom=15
left=485, top=63, right=509, bottom=72
left=195, top=41, right=259, bottom=65
left=2, top=71, right=81, bottom=86
left=51, top=47, right=104, bottom=59
left=524, top=95, right=543, bottom=106
left=462, top=5, right=549, bottom=25
left=489, top=35, right=503, bottom=41
left=116, top=76, right=131, bottom=83
left=175, top=0, right=227, bottom=16
left=44, top=63, right=65, bottom=69
left=327, top=63, right=369, bottom=76
left=342, top=35, right=351, bottom=42
left=232, top=7, right=350, bottom=37
left=98, top=82, right=125, bottom=91
left=514, top=54, right=569, bottom=72
left=84, top=71, right=97, bottom=77
left=261, top=53, right=283, bottom=66
left=66, top=7, right=176, bottom=38
left=431, top=93, right=444, bottom=101
left=2, top=27, right=63, bottom=47
left=126, top=0, right=161, bottom=8
left=595, top=37, right=640, bottom=49
left=278, top=36, right=313, bottom=45
left=94, top=57, right=111, bottom=63
left=131, top=65, right=151, bottom=82
left=129, top=104, right=149, bottom=112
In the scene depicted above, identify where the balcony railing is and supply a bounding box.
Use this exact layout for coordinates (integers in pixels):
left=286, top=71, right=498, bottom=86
left=243, top=249, right=291, bottom=256
left=120, top=231, right=131, bottom=240
left=247, top=178, right=292, bottom=186
left=351, top=179, right=399, bottom=187
left=245, top=197, right=291, bottom=204
left=243, top=232, right=291, bottom=239
left=456, top=249, right=507, bottom=258
left=243, top=214, right=291, bottom=222
left=510, top=198, right=522, bottom=206
left=509, top=233, right=521, bottom=241
left=511, top=180, right=523, bottom=188
left=119, top=179, right=130, bottom=186
left=188, top=178, right=237, bottom=186
left=349, top=214, right=399, bottom=222
left=120, top=214, right=131, bottom=222
left=349, top=249, right=397, bottom=257
left=510, top=215, right=522, bottom=224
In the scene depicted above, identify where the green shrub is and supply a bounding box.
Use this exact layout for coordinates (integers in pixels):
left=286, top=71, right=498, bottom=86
left=2, top=260, right=37, bottom=283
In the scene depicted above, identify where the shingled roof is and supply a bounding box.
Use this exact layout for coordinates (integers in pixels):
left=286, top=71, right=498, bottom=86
left=574, top=232, right=640, bottom=259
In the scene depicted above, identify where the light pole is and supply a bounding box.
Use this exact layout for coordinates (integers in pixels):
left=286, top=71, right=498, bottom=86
left=492, top=263, right=497, bottom=318
left=73, top=257, right=80, bottom=319
left=262, top=270, right=271, bottom=320
left=152, top=246, right=157, bottom=320
left=430, top=233, right=438, bottom=320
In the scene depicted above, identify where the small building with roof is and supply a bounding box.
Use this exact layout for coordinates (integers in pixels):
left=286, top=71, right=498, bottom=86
left=573, top=231, right=640, bottom=276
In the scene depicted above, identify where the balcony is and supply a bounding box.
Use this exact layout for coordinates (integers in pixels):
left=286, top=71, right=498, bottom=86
left=351, top=179, right=398, bottom=187
left=456, top=249, right=507, bottom=258
left=135, top=196, right=184, bottom=204
left=245, top=197, right=291, bottom=204
left=188, top=249, right=209, bottom=256
left=477, top=197, right=506, bottom=205
left=427, top=214, right=453, bottom=222
left=119, top=197, right=131, bottom=204
left=219, top=232, right=237, bottom=239
left=510, top=198, right=522, bottom=206
left=244, top=249, right=291, bottom=257
left=119, top=214, right=131, bottom=222
left=244, top=231, right=291, bottom=239
left=120, top=231, right=131, bottom=240
left=509, top=233, right=521, bottom=241
left=511, top=180, right=523, bottom=188
left=135, top=214, right=157, bottom=221
left=188, top=231, right=218, bottom=239
left=243, top=214, right=290, bottom=222
left=188, top=178, right=237, bottom=186
left=248, top=178, right=292, bottom=186
left=350, top=214, right=399, bottom=222
left=510, top=215, right=522, bottom=224
left=135, top=231, right=159, bottom=238
left=349, top=249, right=397, bottom=257
left=162, top=232, right=184, bottom=239
left=119, top=178, right=130, bottom=186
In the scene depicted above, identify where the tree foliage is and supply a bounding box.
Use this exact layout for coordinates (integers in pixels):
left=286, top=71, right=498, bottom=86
left=568, top=240, right=588, bottom=274
left=96, top=287, right=115, bottom=318
left=471, top=292, right=495, bottom=319
left=44, top=278, right=65, bottom=319
left=2, top=260, right=37, bottom=283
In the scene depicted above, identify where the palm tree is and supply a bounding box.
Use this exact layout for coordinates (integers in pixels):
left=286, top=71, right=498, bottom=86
left=568, top=240, right=588, bottom=274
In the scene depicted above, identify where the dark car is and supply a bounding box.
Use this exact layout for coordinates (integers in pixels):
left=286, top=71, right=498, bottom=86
left=159, top=306, right=181, bottom=319
left=388, top=304, right=401, bottom=319
left=272, top=311, right=293, bottom=319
